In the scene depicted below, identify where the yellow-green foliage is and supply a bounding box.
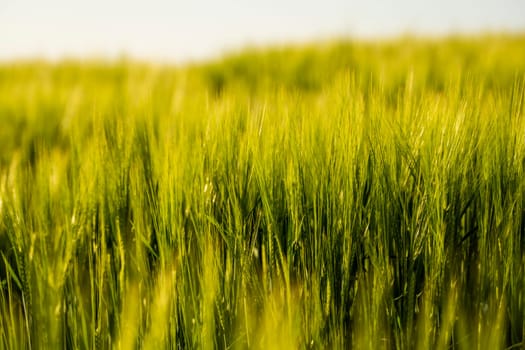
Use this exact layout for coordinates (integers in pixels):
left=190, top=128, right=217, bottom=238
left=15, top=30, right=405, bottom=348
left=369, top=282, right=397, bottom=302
left=0, top=35, right=525, bottom=349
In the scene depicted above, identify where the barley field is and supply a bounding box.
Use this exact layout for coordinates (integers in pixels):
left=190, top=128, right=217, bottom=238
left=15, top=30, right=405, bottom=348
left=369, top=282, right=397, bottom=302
left=0, top=35, right=524, bottom=349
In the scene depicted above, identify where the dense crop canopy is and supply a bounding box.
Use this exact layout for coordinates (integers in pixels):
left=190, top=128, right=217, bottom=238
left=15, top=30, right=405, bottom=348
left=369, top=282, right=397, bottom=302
left=0, top=35, right=524, bottom=349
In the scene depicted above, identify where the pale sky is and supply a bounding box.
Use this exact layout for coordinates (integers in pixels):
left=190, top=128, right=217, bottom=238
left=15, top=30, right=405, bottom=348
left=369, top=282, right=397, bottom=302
left=0, top=0, right=524, bottom=62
